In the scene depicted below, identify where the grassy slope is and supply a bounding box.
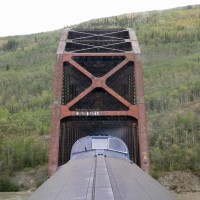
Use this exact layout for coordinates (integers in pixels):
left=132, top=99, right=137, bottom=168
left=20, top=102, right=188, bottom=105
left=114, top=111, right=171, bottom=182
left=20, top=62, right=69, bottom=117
left=0, top=5, right=200, bottom=180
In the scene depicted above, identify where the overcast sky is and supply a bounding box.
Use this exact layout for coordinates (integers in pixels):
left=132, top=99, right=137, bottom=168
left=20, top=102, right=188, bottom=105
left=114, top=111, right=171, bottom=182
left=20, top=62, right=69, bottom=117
left=1, top=0, right=199, bottom=37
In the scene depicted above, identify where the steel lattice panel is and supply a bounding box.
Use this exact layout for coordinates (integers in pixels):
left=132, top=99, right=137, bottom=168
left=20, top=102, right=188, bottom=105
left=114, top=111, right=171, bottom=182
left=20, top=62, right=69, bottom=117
left=59, top=116, right=139, bottom=166
left=69, top=88, right=129, bottom=111
left=67, top=29, right=130, bottom=39
left=72, top=56, right=125, bottom=77
left=106, top=61, right=136, bottom=104
left=62, top=62, right=92, bottom=104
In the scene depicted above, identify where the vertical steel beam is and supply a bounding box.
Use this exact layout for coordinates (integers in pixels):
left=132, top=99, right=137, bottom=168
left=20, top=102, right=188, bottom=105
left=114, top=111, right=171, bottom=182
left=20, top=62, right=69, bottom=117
left=135, top=55, right=150, bottom=173
left=48, top=30, right=69, bottom=176
left=129, top=29, right=150, bottom=173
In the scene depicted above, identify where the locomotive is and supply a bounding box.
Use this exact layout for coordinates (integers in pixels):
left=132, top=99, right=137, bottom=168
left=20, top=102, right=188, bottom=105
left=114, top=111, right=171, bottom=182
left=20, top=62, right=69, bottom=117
left=28, top=135, right=176, bottom=200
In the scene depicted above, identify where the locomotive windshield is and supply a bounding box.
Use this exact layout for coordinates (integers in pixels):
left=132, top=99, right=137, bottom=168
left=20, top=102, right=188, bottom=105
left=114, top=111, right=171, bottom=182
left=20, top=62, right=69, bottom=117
left=71, top=135, right=129, bottom=159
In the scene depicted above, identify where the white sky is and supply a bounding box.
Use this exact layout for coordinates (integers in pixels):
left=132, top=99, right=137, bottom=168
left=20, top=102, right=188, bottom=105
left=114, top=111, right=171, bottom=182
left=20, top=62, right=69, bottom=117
left=1, top=0, right=200, bottom=37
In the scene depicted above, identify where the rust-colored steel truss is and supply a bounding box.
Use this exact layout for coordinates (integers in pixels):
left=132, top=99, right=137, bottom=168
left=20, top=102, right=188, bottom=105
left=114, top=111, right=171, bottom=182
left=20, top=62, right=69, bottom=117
left=48, top=29, right=150, bottom=176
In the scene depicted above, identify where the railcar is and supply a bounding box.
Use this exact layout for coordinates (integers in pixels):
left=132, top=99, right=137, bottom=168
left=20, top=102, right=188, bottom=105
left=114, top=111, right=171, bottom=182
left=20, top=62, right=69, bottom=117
left=29, top=135, right=176, bottom=200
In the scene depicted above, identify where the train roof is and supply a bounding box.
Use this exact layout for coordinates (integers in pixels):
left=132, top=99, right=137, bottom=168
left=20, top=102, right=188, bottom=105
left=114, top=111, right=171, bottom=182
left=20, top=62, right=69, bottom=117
left=28, top=156, right=176, bottom=200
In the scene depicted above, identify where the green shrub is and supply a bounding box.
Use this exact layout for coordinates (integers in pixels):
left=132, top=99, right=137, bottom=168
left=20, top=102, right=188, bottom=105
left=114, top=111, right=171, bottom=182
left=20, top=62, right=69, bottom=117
left=3, top=39, right=19, bottom=51
left=0, top=177, right=19, bottom=192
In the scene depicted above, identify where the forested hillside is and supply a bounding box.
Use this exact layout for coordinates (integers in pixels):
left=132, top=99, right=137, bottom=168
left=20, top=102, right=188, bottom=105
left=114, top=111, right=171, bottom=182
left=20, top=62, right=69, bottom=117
left=0, top=5, right=200, bottom=188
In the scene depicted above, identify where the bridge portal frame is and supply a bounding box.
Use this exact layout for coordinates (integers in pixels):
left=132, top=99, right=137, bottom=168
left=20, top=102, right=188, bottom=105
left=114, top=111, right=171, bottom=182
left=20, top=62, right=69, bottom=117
left=48, top=29, right=150, bottom=176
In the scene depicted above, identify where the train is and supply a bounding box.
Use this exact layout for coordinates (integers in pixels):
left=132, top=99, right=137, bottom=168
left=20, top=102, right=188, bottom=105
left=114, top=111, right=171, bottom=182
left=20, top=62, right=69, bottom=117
left=28, top=134, right=177, bottom=200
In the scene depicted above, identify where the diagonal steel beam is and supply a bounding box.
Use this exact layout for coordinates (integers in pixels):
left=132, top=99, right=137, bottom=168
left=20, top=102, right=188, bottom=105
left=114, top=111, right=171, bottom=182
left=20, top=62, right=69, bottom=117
left=67, top=58, right=94, bottom=79
left=103, top=59, right=129, bottom=80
